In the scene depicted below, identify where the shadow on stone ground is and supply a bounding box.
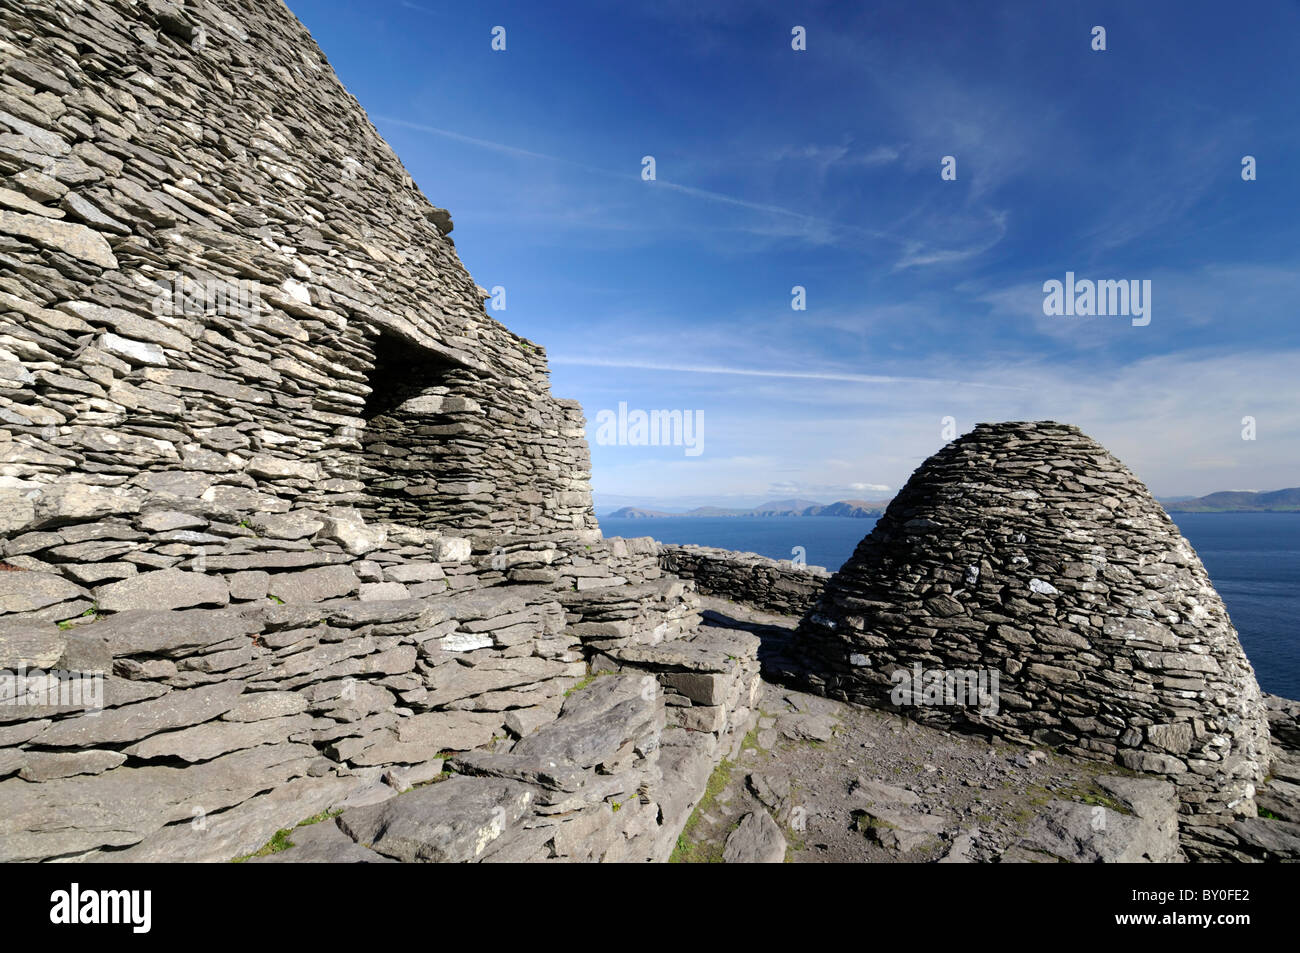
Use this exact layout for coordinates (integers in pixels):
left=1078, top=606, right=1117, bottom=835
left=672, top=596, right=1300, bottom=863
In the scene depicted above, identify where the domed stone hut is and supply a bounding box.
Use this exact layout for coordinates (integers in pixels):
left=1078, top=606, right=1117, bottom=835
left=0, top=0, right=760, bottom=863
left=793, top=421, right=1271, bottom=819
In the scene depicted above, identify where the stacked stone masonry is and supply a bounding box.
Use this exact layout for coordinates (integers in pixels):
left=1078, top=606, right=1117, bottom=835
left=0, top=0, right=759, bottom=863
left=659, top=543, right=830, bottom=617
left=0, top=0, right=596, bottom=546
left=0, top=0, right=1287, bottom=863
left=792, top=422, right=1272, bottom=821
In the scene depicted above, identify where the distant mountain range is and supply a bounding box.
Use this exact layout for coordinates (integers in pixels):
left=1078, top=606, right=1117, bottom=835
left=1163, top=487, right=1300, bottom=513
left=607, top=487, right=1300, bottom=520
left=606, top=498, right=886, bottom=519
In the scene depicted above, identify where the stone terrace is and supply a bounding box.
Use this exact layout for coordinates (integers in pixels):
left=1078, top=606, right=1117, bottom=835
left=0, top=0, right=760, bottom=862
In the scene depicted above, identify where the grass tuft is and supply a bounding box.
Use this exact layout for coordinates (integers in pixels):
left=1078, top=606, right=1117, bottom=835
left=231, top=809, right=341, bottom=862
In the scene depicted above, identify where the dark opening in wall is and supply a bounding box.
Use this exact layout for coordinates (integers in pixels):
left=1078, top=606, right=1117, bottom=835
left=356, top=330, right=464, bottom=527
left=361, top=331, right=457, bottom=420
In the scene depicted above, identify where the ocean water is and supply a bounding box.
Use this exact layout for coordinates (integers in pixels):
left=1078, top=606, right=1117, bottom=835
left=598, top=511, right=1300, bottom=699
left=1170, top=513, right=1300, bottom=700
left=599, top=515, right=870, bottom=574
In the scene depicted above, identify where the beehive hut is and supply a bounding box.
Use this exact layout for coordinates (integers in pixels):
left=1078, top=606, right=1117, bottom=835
left=0, top=0, right=760, bottom=863
left=0, top=0, right=596, bottom=545
left=793, top=421, right=1271, bottom=819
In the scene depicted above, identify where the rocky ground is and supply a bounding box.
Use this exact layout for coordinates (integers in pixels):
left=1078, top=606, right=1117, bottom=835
left=671, top=597, right=1300, bottom=864
left=673, top=680, right=1180, bottom=864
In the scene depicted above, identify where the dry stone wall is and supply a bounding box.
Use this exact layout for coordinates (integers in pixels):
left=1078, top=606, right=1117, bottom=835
left=660, top=543, right=830, bottom=617
left=0, top=0, right=597, bottom=548
left=0, top=0, right=759, bottom=863
left=3, top=0, right=1276, bottom=863
left=791, top=422, right=1272, bottom=821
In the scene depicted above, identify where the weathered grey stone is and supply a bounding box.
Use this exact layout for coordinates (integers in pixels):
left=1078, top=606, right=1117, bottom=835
left=723, top=810, right=786, bottom=863
left=267, top=565, right=360, bottom=605
left=228, top=571, right=270, bottom=601
left=849, top=776, right=921, bottom=807
left=394, top=710, right=503, bottom=752
left=31, top=485, right=141, bottom=527
left=18, top=749, right=126, bottom=782
left=0, top=675, right=172, bottom=724
left=0, top=209, right=117, bottom=268
left=606, top=626, right=759, bottom=675
left=204, top=551, right=336, bottom=573
left=63, top=562, right=137, bottom=586
left=432, top=537, right=471, bottom=562
left=442, top=630, right=493, bottom=653
left=383, top=760, right=446, bottom=793
left=317, top=512, right=387, bottom=556
left=360, top=581, right=408, bottom=601
left=747, top=770, right=793, bottom=811
left=60, top=192, right=130, bottom=234
left=384, top=563, right=445, bottom=584
left=0, top=748, right=26, bottom=778
left=0, top=571, right=89, bottom=616
left=1227, top=817, right=1300, bottom=861
left=0, top=185, right=62, bottom=217
left=504, top=706, right=557, bottom=738
left=512, top=674, right=661, bottom=770
left=246, top=455, right=321, bottom=482
left=777, top=712, right=837, bottom=743
left=92, top=775, right=366, bottom=863
left=938, top=830, right=978, bottom=863
left=1118, top=749, right=1188, bottom=775
left=792, top=421, right=1272, bottom=819
left=249, top=512, right=324, bottom=540
left=35, top=680, right=246, bottom=747
left=0, top=619, right=65, bottom=666
left=0, top=718, right=50, bottom=746
left=660, top=543, right=830, bottom=616
left=669, top=704, right=726, bottom=733
left=659, top=671, right=728, bottom=706
left=249, top=816, right=395, bottom=863
left=1256, top=778, right=1300, bottom=824
left=73, top=608, right=259, bottom=658
left=310, top=680, right=395, bottom=720
left=856, top=806, right=949, bottom=852
left=447, top=750, right=586, bottom=793
left=270, top=636, right=375, bottom=681
left=337, top=776, right=535, bottom=862
left=360, top=644, right=417, bottom=676
left=138, top=510, right=208, bottom=533
left=422, top=657, right=575, bottom=708
left=0, top=0, right=747, bottom=866
left=125, top=712, right=314, bottom=763
left=1016, top=775, right=1182, bottom=863
left=0, top=490, right=36, bottom=535
left=99, top=332, right=166, bottom=367
left=96, top=568, right=230, bottom=612
left=222, top=691, right=308, bottom=723
left=0, top=743, right=315, bottom=861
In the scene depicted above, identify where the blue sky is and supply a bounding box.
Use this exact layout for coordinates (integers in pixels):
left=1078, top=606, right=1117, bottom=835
left=287, top=0, right=1300, bottom=509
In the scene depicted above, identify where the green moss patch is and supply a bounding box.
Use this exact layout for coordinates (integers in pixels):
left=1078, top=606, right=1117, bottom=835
left=231, top=808, right=341, bottom=862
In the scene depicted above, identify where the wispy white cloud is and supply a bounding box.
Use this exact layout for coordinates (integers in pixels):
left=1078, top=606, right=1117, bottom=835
left=895, top=209, right=1008, bottom=270
left=551, top=355, right=1027, bottom=391
left=375, top=115, right=990, bottom=260
left=377, top=115, right=859, bottom=227
left=649, top=179, right=892, bottom=243
left=766, top=142, right=902, bottom=170
left=582, top=347, right=1300, bottom=502
left=971, top=260, right=1300, bottom=353
left=395, top=1, right=442, bottom=16
left=374, top=116, right=613, bottom=172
